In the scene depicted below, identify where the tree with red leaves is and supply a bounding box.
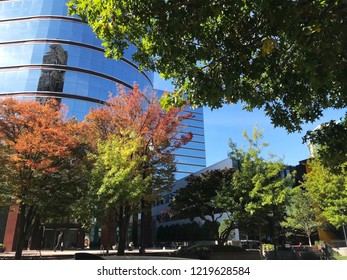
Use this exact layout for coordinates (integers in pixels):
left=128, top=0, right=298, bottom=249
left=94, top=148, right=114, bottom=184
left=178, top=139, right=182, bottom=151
left=83, top=85, right=193, bottom=255
left=0, top=98, right=87, bottom=259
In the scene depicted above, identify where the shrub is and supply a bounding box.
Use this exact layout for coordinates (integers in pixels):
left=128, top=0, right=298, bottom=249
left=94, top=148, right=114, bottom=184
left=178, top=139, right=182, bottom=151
left=0, top=243, right=5, bottom=252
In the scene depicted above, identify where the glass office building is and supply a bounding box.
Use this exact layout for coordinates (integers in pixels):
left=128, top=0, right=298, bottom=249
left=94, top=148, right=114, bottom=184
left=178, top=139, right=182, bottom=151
left=0, top=0, right=153, bottom=120
left=0, top=0, right=205, bottom=179
left=0, top=0, right=206, bottom=249
left=173, top=106, right=206, bottom=179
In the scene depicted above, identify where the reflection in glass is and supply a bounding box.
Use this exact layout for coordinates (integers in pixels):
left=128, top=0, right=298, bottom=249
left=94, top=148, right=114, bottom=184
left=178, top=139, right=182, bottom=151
left=37, top=44, right=68, bottom=92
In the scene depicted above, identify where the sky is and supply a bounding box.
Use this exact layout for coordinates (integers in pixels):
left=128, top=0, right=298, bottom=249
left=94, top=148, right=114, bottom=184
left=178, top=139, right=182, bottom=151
left=153, top=74, right=345, bottom=167
left=203, top=104, right=344, bottom=167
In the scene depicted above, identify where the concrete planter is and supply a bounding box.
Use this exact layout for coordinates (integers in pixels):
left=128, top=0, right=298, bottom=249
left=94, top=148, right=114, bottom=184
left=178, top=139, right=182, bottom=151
left=210, top=251, right=261, bottom=260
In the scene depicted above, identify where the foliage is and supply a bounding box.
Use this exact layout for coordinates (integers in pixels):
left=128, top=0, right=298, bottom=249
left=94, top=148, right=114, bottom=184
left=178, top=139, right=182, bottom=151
left=86, top=133, right=151, bottom=254
left=68, top=0, right=347, bottom=132
left=332, top=253, right=347, bottom=260
left=262, top=243, right=274, bottom=252
left=215, top=127, right=293, bottom=250
left=302, top=159, right=347, bottom=229
left=169, top=168, right=234, bottom=244
left=83, top=84, right=192, bottom=209
left=281, top=188, right=321, bottom=246
left=170, top=169, right=234, bottom=220
left=84, top=86, right=192, bottom=192
left=90, top=134, right=149, bottom=208
left=157, top=222, right=202, bottom=242
left=0, top=98, right=87, bottom=259
left=81, top=85, right=193, bottom=254
left=303, top=113, right=347, bottom=173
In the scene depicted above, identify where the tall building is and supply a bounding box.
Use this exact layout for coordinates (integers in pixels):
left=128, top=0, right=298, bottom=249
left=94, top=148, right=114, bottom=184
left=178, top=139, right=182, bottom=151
left=0, top=0, right=205, bottom=179
left=0, top=0, right=205, bottom=249
left=0, top=0, right=153, bottom=119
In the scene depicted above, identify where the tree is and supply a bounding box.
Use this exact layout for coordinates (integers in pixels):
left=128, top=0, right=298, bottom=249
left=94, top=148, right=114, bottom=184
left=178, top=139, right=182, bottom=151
left=87, top=133, right=151, bottom=255
left=169, top=168, right=234, bottom=244
left=83, top=85, right=192, bottom=254
left=215, top=127, right=293, bottom=255
left=68, top=0, right=347, bottom=131
left=302, top=159, right=347, bottom=234
left=303, top=113, right=347, bottom=173
left=0, top=98, right=86, bottom=259
left=281, top=188, right=321, bottom=246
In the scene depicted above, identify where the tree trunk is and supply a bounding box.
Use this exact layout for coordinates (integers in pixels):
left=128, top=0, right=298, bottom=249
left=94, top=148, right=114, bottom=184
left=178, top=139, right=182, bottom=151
left=132, top=213, right=139, bottom=248
left=308, top=235, right=312, bottom=247
left=258, top=225, right=264, bottom=259
left=14, top=204, right=26, bottom=259
left=14, top=204, right=37, bottom=259
left=117, top=205, right=130, bottom=256
left=105, top=212, right=113, bottom=255
left=219, top=224, right=233, bottom=245
left=208, top=220, right=221, bottom=245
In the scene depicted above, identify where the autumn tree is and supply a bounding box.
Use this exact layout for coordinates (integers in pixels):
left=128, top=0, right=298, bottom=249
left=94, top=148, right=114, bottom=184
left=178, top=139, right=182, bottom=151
left=281, top=188, right=321, bottom=246
left=68, top=0, right=347, bottom=132
left=83, top=85, right=192, bottom=254
left=169, top=168, right=235, bottom=245
left=0, top=98, right=87, bottom=259
left=215, top=127, right=293, bottom=256
left=85, top=133, right=151, bottom=255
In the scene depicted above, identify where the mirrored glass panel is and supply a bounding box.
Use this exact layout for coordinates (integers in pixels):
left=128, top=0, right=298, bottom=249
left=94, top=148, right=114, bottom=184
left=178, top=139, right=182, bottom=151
left=37, top=44, right=67, bottom=92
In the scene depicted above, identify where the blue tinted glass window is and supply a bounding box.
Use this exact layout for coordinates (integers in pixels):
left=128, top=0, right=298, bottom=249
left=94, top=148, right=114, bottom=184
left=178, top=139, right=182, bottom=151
left=174, top=155, right=206, bottom=165
left=73, top=99, right=87, bottom=114
left=175, top=148, right=206, bottom=158
left=180, top=141, right=206, bottom=150
left=183, top=126, right=204, bottom=135
left=176, top=164, right=205, bottom=173
left=0, top=0, right=68, bottom=20
left=183, top=119, right=204, bottom=127
left=61, top=98, right=75, bottom=114
left=63, top=81, right=77, bottom=93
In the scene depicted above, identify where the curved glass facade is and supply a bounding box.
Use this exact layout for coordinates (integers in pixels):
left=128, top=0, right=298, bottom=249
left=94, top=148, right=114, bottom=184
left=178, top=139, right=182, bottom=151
left=0, top=0, right=205, bottom=179
left=0, top=0, right=153, bottom=120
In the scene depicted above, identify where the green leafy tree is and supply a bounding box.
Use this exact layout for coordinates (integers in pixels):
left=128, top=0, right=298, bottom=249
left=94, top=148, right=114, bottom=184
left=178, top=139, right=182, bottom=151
left=87, top=133, right=151, bottom=255
left=68, top=0, right=347, bottom=131
left=281, top=188, right=321, bottom=246
left=169, top=168, right=235, bottom=244
left=216, top=127, right=293, bottom=255
left=303, top=113, right=347, bottom=173
left=302, top=159, right=347, bottom=233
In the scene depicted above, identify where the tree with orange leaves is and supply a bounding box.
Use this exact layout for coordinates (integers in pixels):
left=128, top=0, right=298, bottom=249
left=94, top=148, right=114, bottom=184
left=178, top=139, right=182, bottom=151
left=83, top=85, right=192, bottom=255
left=0, top=98, right=87, bottom=259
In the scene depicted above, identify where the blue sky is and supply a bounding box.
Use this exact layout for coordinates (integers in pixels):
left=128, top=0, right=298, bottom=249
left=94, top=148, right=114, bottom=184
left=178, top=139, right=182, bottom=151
left=154, top=74, right=345, bottom=167
left=203, top=105, right=344, bottom=167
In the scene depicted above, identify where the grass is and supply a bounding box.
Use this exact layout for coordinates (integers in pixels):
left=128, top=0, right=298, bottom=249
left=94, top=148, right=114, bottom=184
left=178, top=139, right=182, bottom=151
left=332, top=253, right=347, bottom=260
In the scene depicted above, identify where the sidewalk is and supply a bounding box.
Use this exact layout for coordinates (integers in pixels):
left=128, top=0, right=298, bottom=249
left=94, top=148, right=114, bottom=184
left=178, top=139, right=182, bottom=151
left=0, top=248, right=179, bottom=260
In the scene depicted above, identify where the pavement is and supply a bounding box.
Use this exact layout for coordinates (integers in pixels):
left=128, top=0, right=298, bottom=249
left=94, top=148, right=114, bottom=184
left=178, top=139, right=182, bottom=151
left=0, top=248, right=181, bottom=260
